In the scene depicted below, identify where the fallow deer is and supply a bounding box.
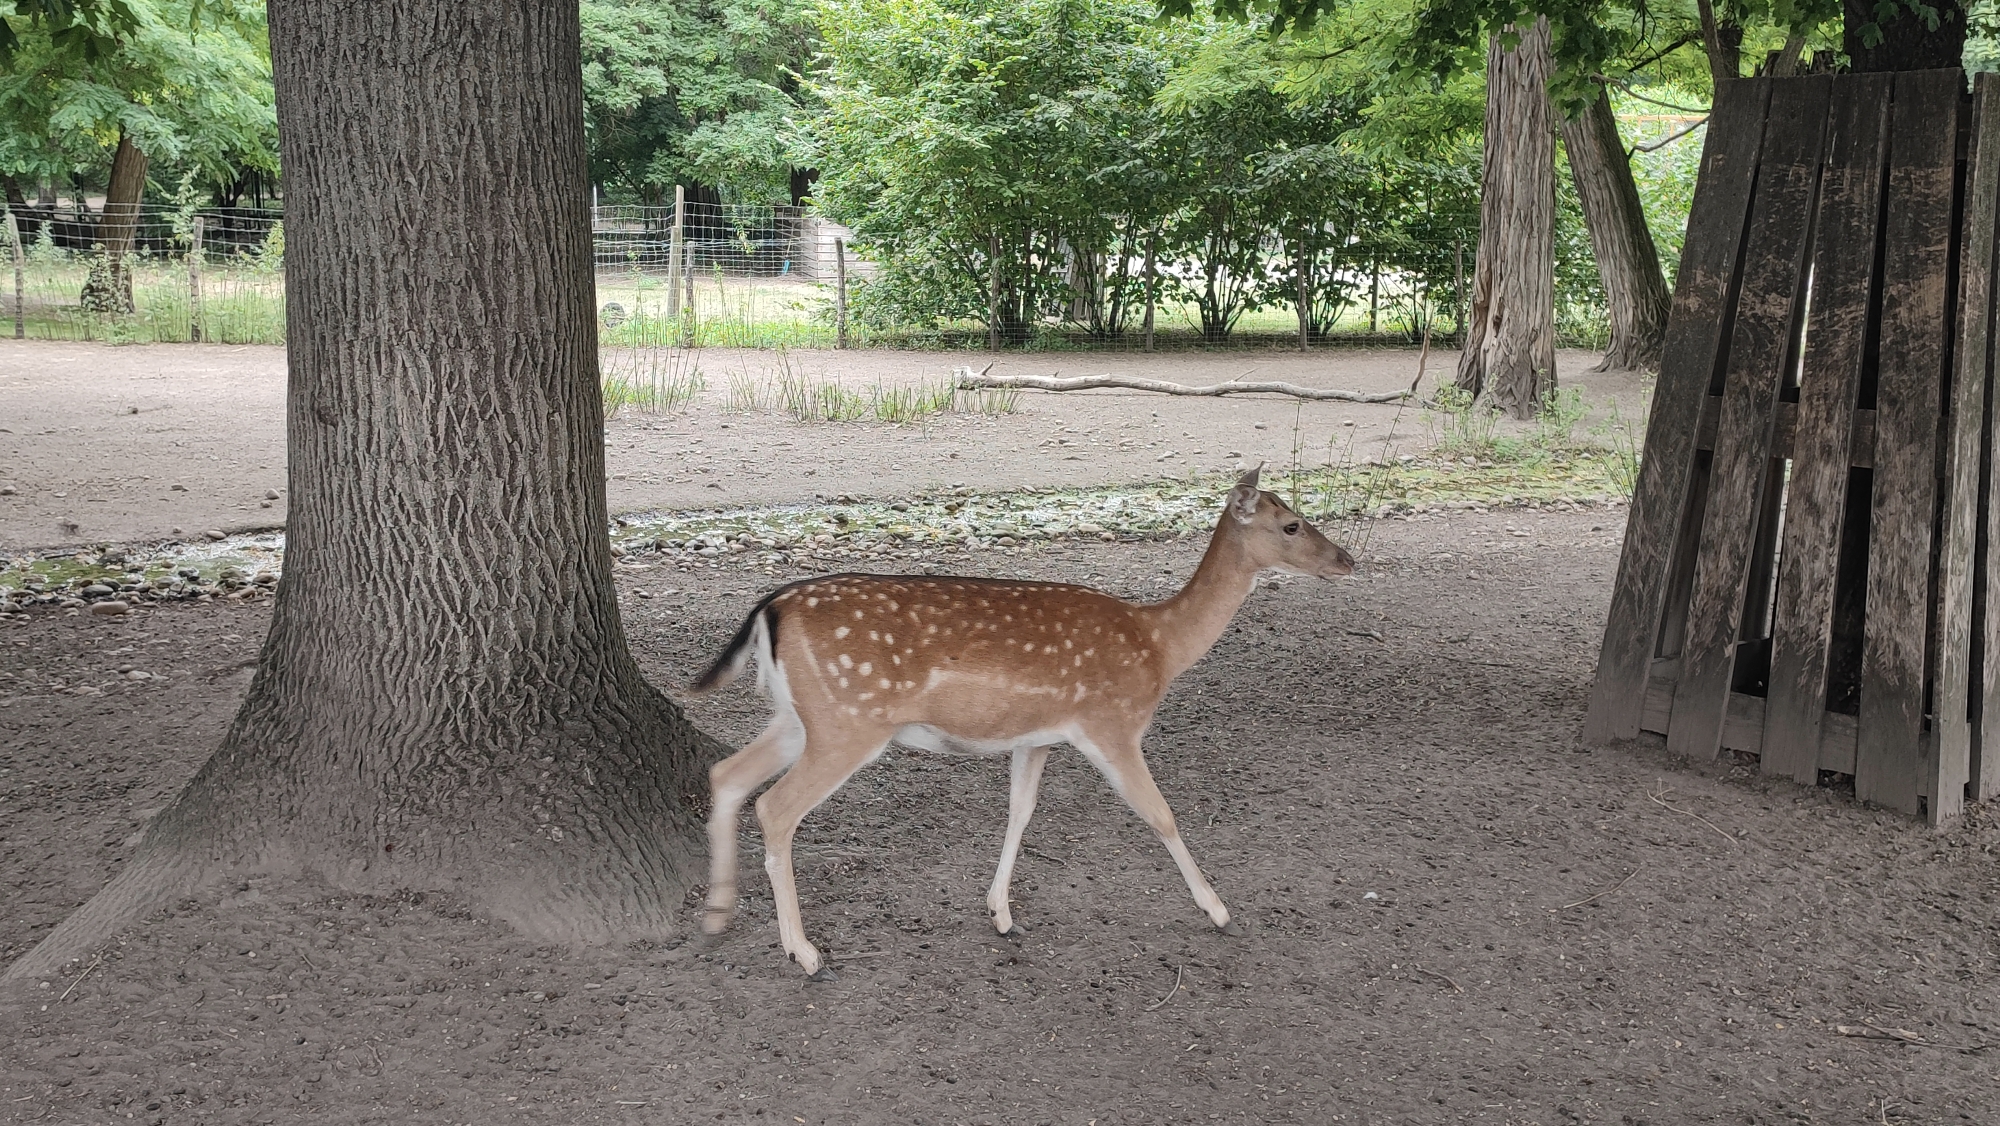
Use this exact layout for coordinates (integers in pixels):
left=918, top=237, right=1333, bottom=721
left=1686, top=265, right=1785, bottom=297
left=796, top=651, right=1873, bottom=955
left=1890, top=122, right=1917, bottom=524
left=690, top=467, right=1355, bottom=978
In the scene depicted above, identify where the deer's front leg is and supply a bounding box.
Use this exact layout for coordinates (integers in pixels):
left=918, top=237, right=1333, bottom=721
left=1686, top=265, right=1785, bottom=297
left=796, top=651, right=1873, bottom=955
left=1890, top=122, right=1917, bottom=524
left=987, top=744, right=1051, bottom=936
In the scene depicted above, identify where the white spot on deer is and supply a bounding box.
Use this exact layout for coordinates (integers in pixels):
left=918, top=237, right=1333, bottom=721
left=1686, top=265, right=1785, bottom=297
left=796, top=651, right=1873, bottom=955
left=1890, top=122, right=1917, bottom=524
left=807, top=597, right=820, bottom=608
left=854, top=609, right=865, bottom=620
left=878, top=678, right=892, bottom=689
left=838, top=677, right=849, bottom=688
left=825, top=662, right=839, bottom=677
left=846, top=705, right=860, bottom=716
left=869, top=630, right=879, bottom=641
left=1073, top=683, right=1087, bottom=701
left=858, top=692, right=874, bottom=700
left=834, top=626, right=850, bottom=639
left=839, top=654, right=854, bottom=669
left=859, top=662, right=873, bottom=675
left=884, top=633, right=895, bottom=645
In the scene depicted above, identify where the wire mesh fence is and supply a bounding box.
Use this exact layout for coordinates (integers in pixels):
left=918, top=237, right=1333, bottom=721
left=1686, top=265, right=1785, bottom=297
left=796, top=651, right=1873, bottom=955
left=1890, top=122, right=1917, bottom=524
left=0, top=201, right=1603, bottom=352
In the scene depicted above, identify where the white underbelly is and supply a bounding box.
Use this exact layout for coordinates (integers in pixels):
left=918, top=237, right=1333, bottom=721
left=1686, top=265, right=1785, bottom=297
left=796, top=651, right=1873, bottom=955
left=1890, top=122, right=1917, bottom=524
left=892, top=724, right=1071, bottom=757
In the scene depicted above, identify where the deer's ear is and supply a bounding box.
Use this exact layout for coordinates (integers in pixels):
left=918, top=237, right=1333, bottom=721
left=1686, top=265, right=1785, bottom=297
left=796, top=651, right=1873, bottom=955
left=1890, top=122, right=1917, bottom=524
left=1228, top=481, right=1261, bottom=523
left=1238, top=464, right=1262, bottom=490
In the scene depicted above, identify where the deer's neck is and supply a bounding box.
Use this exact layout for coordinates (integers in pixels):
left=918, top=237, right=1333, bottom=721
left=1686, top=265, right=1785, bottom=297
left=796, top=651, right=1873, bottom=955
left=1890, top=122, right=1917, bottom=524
left=1141, top=518, right=1259, bottom=680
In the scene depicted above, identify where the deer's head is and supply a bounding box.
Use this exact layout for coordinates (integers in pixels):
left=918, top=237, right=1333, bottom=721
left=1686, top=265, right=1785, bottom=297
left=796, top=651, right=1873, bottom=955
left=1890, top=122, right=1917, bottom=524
left=1223, top=466, right=1356, bottom=579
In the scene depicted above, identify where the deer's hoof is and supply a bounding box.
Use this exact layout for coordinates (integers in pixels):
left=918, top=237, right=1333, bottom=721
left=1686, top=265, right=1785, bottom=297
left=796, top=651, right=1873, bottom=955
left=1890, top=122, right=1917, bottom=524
left=1002, top=923, right=1028, bottom=938
left=700, top=909, right=732, bottom=936
left=1219, top=919, right=1243, bottom=937
left=806, top=966, right=839, bottom=984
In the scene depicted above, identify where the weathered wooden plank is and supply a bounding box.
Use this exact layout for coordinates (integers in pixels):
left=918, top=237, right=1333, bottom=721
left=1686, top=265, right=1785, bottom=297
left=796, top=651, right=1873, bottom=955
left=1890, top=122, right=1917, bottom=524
left=1644, top=662, right=1861, bottom=771
left=1696, top=398, right=1878, bottom=465
left=1668, top=76, right=1834, bottom=760
left=1857, top=69, right=1964, bottom=815
left=1763, top=74, right=1894, bottom=784
left=1933, top=72, right=2000, bottom=824
left=1585, top=78, right=1773, bottom=744
left=1979, top=77, right=2000, bottom=805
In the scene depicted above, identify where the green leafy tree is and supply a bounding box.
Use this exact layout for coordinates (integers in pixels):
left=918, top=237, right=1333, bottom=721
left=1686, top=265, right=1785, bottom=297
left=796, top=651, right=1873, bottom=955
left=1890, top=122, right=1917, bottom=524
left=579, top=0, right=812, bottom=203
left=1, top=0, right=276, bottom=307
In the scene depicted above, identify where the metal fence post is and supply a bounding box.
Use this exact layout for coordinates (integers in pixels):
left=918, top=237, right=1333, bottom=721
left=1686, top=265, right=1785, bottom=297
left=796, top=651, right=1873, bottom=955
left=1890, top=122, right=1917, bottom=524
left=988, top=234, right=1001, bottom=351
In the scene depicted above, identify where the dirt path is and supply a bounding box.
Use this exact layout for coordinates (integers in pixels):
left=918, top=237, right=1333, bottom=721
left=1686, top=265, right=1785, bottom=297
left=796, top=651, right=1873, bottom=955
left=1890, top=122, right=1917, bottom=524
left=0, top=342, right=1638, bottom=552
left=4, top=505, right=1996, bottom=1124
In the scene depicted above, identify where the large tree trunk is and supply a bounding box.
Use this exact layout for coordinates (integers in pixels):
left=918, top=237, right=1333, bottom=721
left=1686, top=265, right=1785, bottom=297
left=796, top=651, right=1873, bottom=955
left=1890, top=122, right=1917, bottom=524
left=1846, top=0, right=1965, bottom=71
left=1456, top=18, right=1557, bottom=419
left=1560, top=87, right=1671, bottom=372
left=79, top=134, right=147, bottom=313
left=5, top=0, right=718, bottom=983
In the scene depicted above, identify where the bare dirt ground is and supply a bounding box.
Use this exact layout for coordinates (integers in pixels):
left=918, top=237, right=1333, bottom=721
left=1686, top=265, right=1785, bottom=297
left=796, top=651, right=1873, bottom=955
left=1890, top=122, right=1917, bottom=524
left=0, top=341, right=1641, bottom=552
left=3, top=506, right=1998, bottom=1124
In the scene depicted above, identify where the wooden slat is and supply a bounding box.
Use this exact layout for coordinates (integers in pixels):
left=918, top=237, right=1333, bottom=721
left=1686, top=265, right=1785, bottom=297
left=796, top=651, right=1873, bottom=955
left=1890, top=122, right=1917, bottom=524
left=1668, top=76, right=1834, bottom=760
left=1980, top=76, right=2000, bottom=806
left=1643, top=663, right=1861, bottom=771
left=1696, top=398, right=1878, bottom=465
left=1763, top=74, right=1893, bottom=784
left=1934, top=72, right=2000, bottom=824
left=1857, top=69, right=1964, bottom=815
left=1585, top=78, right=1773, bottom=744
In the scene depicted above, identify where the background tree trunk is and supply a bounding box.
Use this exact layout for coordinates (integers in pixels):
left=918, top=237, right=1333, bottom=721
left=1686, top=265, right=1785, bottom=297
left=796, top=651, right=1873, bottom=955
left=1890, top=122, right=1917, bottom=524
left=1845, top=0, right=1966, bottom=71
left=1456, top=18, right=1557, bottom=419
left=79, top=134, right=147, bottom=313
left=6, top=0, right=719, bottom=983
left=1694, top=0, right=1743, bottom=88
left=1560, top=87, right=1671, bottom=372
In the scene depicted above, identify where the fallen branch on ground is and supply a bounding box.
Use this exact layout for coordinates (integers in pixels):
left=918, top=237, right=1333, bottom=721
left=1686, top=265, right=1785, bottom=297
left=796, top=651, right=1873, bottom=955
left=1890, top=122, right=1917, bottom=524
left=954, top=367, right=1409, bottom=404
left=1560, top=868, right=1640, bottom=910
left=1145, top=966, right=1186, bottom=1011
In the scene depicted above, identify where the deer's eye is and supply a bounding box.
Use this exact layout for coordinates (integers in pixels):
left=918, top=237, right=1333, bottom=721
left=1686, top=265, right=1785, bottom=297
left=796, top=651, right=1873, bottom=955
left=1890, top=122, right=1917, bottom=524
left=1283, top=522, right=1301, bottom=536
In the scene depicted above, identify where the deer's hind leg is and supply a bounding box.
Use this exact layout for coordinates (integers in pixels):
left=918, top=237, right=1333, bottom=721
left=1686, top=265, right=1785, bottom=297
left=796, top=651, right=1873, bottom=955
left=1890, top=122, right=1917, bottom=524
left=987, top=744, right=1051, bottom=936
left=755, top=723, right=892, bottom=978
left=1075, top=728, right=1235, bottom=934
left=704, top=709, right=804, bottom=934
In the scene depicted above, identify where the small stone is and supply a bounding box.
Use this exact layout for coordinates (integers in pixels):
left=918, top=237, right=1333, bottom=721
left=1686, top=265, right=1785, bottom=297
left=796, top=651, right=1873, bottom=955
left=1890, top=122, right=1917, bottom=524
left=171, top=484, right=187, bottom=492
left=89, top=601, right=130, bottom=617
left=260, top=501, right=272, bottom=508
left=252, top=572, right=278, bottom=586
left=204, top=529, right=226, bottom=542
left=0, top=485, right=15, bottom=495
left=127, top=670, right=150, bottom=680
left=264, top=489, right=280, bottom=500
left=83, top=583, right=115, bottom=596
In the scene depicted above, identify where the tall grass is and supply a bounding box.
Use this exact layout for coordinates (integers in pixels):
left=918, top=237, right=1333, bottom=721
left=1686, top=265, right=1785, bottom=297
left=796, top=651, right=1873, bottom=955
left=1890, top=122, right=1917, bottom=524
left=601, top=342, right=705, bottom=417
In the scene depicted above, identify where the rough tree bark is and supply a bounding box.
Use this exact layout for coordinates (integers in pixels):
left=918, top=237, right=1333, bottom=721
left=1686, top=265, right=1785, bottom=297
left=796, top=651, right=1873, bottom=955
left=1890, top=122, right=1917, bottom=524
left=79, top=134, right=147, bottom=313
left=1560, top=87, right=1671, bottom=372
left=5, top=0, right=718, bottom=983
left=1455, top=18, right=1557, bottom=419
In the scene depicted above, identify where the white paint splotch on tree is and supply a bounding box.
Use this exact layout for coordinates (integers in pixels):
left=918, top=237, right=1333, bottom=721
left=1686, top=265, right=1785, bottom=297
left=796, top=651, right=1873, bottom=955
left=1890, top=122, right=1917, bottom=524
left=5, top=0, right=718, bottom=982
left=1456, top=18, right=1556, bottom=420
left=1560, top=88, right=1671, bottom=373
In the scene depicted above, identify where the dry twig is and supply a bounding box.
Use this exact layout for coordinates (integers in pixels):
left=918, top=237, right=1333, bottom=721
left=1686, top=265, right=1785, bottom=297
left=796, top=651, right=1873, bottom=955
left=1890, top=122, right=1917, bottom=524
left=954, top=368, right=1408, bottom=404
left=1410, top=964, right=1464, bottom=992
left=1648, top=784, right=1738, bottom=845
left=56, top=953, right=103, bottom=1003
left=1145, top=966, right=1185, bottom=1012
left=1836, top=1021, right=1996, bottom=1054
left=1560, top=868, right=1640, bottom=910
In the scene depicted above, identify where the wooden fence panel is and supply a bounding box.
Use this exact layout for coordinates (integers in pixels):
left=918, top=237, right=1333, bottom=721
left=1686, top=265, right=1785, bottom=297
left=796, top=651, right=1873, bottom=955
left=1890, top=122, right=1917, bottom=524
left=1585, top=79, right=1773, bottom=744
left=1857, top=69, right=1964, bottom=815
left=1764, top=74, right=1893, bottom=784
left=1667, top=76, right=1833, bottom=760
left=1934, top=73, right=2000, bottom=822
